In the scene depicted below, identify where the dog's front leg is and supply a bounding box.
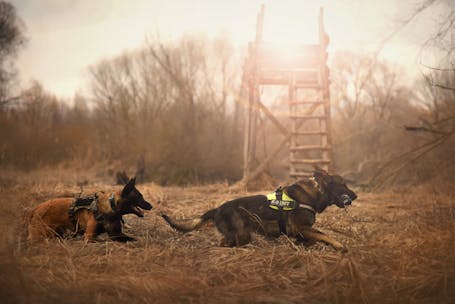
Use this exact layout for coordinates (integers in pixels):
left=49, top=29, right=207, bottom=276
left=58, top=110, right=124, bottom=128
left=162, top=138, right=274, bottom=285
left=295, top=234, right=316, bottom=247
left=109, top=234, right=136, bottom=242
left=299, top=227, right=346, bottom=252
left=105, top=220, right=136, bottom=242
left=84, top=218, right=99, bottom=242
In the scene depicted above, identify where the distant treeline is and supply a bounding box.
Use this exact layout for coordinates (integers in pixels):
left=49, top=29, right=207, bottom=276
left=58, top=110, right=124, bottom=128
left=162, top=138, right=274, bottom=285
left=1, top=36, right=454, bottom=185
left=1, top=36, right=244, bottom=184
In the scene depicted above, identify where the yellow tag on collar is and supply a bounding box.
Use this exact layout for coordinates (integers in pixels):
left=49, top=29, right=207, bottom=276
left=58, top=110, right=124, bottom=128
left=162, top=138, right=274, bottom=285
left=267, top=191, right=296, bottom=211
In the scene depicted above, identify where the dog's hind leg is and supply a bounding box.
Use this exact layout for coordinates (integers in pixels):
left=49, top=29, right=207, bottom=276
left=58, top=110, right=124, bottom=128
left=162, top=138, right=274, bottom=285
left=219, top=233, right=236, bottom=247
left=236, top=232, right=252, bottom=246
left=215, top=211, right=251, bottom=247
left=27, top=216, right=56, bottom=242
left=215, top=217, right=235, bottom=247
left=27, top=225, right=47, bottom=242
left=219, top=230, right=251, bottom=247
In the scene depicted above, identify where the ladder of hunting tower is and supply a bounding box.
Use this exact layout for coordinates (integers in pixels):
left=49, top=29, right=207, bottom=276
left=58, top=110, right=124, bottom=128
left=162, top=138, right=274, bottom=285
left=241, top=6, right=332, bottom=182
left=288, top=61, right=332, bottom=178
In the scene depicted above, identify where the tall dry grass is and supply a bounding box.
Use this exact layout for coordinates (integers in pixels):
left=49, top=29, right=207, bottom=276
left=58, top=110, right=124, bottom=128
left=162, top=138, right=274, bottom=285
left=0, top=170, right=453, bottom=303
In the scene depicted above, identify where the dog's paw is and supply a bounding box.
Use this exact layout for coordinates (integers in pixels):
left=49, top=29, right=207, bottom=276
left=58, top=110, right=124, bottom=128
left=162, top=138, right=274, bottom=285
left=295, top=235, right=316, bottom=247
left=122, top=222, right=133, bottom=229
left=110, top=235, right=136, bottom=242
left=333, top=242, right=348, bottom=252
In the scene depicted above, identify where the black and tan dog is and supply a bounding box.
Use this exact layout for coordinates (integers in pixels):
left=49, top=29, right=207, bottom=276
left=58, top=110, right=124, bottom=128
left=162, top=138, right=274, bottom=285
left=27, top=177, right=152, bottom=242
left=162, top=169, right=357, bottom=250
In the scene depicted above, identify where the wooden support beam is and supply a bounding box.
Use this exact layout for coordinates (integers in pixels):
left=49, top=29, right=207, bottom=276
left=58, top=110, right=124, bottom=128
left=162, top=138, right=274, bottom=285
left=256, top=99, right=289, bottom=136
left=241, top=101, right=320, bottom=184
left=241, top=125, right=295, bottom=184
left=318, top=7, right=332, bottom=173
left=243, top=71, right=259, bottom=177
left=255, top=5, right=265, bottom=43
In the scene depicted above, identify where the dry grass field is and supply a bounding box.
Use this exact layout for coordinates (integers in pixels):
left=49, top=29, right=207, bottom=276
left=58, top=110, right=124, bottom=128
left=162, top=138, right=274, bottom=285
left=0, top=169, right=454, bottom=304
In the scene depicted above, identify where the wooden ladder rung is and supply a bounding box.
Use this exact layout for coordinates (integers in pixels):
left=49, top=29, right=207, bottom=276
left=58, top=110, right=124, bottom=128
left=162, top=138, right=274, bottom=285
left=289, top=171, right=313, bottom=178
left=289, top=100, right=324, bottom=106
left=294, top=84, right=323, bottom=89
left=290, top=145, right=331, bottom=152
left=290, top=159, right=331, bottom=164
left=289, top=114, right=327, bottom=119
left=292, top=131, right=327, bottom=135
left=260, top=67, right=320, bottom=73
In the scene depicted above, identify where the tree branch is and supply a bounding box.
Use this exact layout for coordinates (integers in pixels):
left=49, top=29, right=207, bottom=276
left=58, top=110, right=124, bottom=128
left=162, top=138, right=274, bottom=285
left=404, top=125, right=451, bottom=136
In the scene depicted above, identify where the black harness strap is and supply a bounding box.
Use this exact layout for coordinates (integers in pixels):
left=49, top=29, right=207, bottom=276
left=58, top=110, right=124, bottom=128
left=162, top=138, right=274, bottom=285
left=275, top=187, right=283, bottom=201
left=278, top=212, right=287, bottom=235
left=274, top=188, right=288, bottom=235
left=68, top=193, right=104, bottom=223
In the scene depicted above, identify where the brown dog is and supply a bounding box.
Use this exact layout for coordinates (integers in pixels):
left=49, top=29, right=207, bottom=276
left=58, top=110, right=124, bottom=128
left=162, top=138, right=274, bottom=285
left=27, top=177, right=152, bottom=242
left=162, top=169, right=357, bottom=250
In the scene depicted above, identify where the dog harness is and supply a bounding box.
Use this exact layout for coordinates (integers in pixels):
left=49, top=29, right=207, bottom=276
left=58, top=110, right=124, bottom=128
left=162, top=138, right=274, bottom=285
left=267, top=187, right=316, bottom=235
left=68, top=193, right=117, bottom=223
left=267, top=188, right=316, bottom=213
left=267, top=189, right=297, bottom=211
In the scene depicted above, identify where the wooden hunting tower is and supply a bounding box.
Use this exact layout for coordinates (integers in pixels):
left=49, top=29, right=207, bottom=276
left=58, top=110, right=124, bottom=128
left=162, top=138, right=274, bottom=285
left=242, top=6, right=332, bottom=183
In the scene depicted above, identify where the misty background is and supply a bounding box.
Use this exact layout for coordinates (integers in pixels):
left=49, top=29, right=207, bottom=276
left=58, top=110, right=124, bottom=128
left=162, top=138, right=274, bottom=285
left=1, top=0, right=454, bottom=186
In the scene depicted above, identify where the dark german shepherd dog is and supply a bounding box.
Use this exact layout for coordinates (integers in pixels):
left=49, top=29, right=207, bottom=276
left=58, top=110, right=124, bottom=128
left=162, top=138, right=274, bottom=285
left=28, top=177, right=152, bottom=242
left=162, top=169, right=357, bottom=250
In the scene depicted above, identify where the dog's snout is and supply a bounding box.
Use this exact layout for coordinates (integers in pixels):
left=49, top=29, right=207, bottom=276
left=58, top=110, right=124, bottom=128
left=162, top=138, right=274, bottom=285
left=140, top=199, right=153, bottom=210
left=350, top=192, right=357, bottom=201
left=341, top=194, right=352, bottom=206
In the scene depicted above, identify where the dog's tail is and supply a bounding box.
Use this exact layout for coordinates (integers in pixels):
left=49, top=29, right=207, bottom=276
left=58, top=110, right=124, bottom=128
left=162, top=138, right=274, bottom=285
left=162, top=208, right=217, bottom=233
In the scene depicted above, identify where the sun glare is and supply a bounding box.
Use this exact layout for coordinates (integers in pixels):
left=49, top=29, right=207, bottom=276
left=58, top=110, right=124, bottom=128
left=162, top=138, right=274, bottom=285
left=262, top=16, right=319, bottom=46
left=260, top=3, right=320, bottom=46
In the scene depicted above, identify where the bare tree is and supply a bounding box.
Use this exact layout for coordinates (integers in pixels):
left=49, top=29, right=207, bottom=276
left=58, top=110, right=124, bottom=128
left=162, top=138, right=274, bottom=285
left=0, top=81, right=76, bottom=168
left=331, top=51, right=376, bottom=120
left=330, top=0, right=455, bottom=186
left=368, top=67, right=455, bottom=188
left=374, top=0, right=455, bottom=186
left=330, top=52, right=420, bottom=184
left=0, top=1, right=26, bottom=107
left=87, top=35, right=242, bottom=183
left=147, top=35, right=238, bottom=181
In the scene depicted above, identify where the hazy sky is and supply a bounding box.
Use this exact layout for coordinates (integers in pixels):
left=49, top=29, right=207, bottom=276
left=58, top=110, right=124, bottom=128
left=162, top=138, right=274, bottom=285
left=12, top=0, right=448, bottom=99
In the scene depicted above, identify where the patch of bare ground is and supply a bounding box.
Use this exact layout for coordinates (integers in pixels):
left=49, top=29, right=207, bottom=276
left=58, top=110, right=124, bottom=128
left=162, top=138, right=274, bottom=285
left=0, top=170, right=453, bottom=303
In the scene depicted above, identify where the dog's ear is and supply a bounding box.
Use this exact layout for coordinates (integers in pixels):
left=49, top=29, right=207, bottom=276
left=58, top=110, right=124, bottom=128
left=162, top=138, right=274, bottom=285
left=313, top=165, right=327, bottom=174
left=313, top=166, right=328, bottom=179
left=313, top=167, right=333, bottom=188
left=122, top=177, right=136, bottom=197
